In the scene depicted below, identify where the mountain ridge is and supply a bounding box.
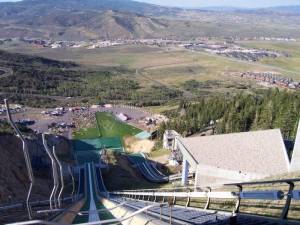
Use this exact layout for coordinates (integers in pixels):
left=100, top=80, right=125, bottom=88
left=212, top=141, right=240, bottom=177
left=0, top=0, right=300, bottom=40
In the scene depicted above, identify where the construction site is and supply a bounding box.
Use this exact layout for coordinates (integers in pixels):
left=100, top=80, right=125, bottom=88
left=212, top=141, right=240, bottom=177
left=0, top=98, right=299, bottom=225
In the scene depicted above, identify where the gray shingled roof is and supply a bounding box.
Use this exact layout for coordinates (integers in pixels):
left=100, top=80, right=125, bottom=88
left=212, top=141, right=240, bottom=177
left=180, top=129, right=290, bottom=175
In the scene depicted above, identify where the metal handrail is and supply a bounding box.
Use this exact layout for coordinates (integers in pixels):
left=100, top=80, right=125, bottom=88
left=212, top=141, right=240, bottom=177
left=113, top=179, right=300, bottom=221
left=0, top=203, right=23, bottom=211
left=53, top=147, right=64, bottom=208
left=113, top=190, right=237, bottom=199
left=6, top=203, right=169, bottom=225
left=42, top=134, right=59, bottom=210
left=0, top=196, right=79, bottom=215
left=121, top=186, right=192, bottom=192
left=68, top=165, right=75, bottom=202
left=4, top=99, right=34, bottom=220
left=225, top=178, right=300, bottom=186
left=37, top=201, right=128, bottom=215
left=225, top=178, right=300, bottom=219
left=120, top=178, right=300, bottom=193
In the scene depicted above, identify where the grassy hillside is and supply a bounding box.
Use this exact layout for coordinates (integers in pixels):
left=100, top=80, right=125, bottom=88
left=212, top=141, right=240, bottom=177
left=96, top=112, right=142, bottom=138
left=1, top=43, right=299, bottom=108
left=0, top=0, right=300, bottom=40
left=0, top=49, right=186, bottom=107
left=73, top=112, right=141, bottom=140
left=4, top=44, right=299, bottom=108
left=239, top=40, right=300, bottom=74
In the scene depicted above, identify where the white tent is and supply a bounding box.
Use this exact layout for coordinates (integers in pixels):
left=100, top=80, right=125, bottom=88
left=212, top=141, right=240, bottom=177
left=117, top=113, right=128, bottom=121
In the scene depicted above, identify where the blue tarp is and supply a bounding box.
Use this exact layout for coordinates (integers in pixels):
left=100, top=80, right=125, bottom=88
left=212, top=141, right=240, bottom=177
left=135, top=131, right=151, bottom=140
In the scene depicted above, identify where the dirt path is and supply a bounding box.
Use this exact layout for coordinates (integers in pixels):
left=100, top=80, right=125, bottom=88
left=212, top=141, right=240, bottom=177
left=135, top=69, right=195, bottom=98
left=141, top=60, right=195, bottom=71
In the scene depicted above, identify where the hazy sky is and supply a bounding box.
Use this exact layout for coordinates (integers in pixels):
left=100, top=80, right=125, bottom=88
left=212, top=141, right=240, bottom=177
left=0, top=0, right=300, bottom=8
left=136, top=0, right=300, bottom=8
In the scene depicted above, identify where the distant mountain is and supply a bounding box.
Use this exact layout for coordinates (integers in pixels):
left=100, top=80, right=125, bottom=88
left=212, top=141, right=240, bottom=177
left=0, top=0, right=300, bottom=40
left=199, top=5, right=300, bottom=15
left=0, top=0, right=183, bottom=39
left=0, top=0, right=181, bottom=18
left=198, top=6, right=246, bottom=12
left=266, top=5, right=300, bottom=15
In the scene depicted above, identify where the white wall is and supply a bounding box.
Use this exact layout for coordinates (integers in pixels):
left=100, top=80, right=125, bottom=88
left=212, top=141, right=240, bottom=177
left=195, top=164, right=266, bottom=187
left=291, top=120, right=300, bottom=172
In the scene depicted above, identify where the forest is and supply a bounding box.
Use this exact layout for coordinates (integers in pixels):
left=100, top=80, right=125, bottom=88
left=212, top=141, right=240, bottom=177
left=159, top=89, right=300, bottom=140
left=0, top=50, right=181, bottom=107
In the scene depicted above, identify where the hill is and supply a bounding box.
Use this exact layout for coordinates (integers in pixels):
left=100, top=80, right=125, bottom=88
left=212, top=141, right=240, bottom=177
left=9, top=10, right=169, bottom=40
left=0, top=50, right=183, bottom=107
left=0, top=50, right=77, bottom=68
left=1, top=0, right=300, bottom=40
left=199, top=5, right=300, bottom=15
left=0, top=0, right=180, bottom=18
left=266, top=5, right=300, bottom=15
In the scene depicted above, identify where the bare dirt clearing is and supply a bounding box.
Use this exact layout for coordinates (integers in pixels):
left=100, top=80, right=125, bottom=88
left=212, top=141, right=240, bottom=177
left=124, top=136, right=155, bottom=154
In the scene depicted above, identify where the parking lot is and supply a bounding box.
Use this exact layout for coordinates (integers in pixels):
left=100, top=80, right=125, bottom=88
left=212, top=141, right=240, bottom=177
left=0, top=104, right=165, bottom=139
left=0, top=107, right=74, bottom=137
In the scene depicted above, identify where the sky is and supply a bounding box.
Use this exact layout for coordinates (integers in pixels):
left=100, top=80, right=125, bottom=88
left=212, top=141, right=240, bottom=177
left=136, top=0, right=300, bottom=8
left=0, top=0, right=300, bottom=8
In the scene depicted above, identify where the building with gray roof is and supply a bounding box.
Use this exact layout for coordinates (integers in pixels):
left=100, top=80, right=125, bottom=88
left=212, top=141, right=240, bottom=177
left=166, top=122, right=300, bottom=187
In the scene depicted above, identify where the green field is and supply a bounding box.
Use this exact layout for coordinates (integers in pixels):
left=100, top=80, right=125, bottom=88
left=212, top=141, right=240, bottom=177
left=72, top=112, right=142, bottom=164
left=95, top=112, right=142, bottom=138
left=73, top=112, right=142, bottom=140
left=5, top=44, right=299, bottom=102
left=239, top=40, right=300, bottom=77
left=73, top=127, right=100, bottom=140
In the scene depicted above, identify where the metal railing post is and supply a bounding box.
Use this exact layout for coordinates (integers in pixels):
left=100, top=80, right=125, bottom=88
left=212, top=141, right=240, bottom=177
left=68, top=166, right=75, bottom=202
left=160, top=204, right=163, bottom=221
left=53, top=147, right=64, bottom=208
left=169, top=204, right=173, bottom=225
left=280, top=181, right=295, bottom=220
left=186, top=188, right=191, bottom=207
left=5, top=99, right=34, bottom=219
left=204, top=187, right=211, bottom=210
left=42, top=134, right=59, bottom=209
left=172, top=190, right=176, bottom=205
left=233, top=185, right=242, bottom=214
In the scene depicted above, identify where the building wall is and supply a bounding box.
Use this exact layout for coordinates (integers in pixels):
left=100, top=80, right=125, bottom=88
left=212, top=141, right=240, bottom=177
left=195, top=164, right=266, bottom=187
left=291, top=120, right=300, bottom=171
left=163, top=130, right=180, bottom=150
left=176, top=137, right=198, bottom=171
